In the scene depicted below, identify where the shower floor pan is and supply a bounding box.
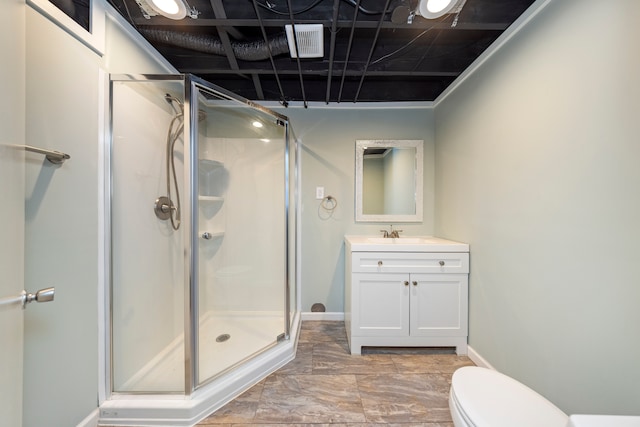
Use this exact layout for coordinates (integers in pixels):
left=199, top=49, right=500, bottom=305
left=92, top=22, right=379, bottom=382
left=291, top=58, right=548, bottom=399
left=118, top=310, right=285, bottom=393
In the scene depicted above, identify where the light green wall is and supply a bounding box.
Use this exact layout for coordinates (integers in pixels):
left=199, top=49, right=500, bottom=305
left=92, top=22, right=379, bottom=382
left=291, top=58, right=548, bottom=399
left=434, top=0, right=640, bottom=415
left=22, top=4, right=173, bottom=425
left=272, top=107, right=435, bottom=312
left=0, top=1, right=25, bottom=426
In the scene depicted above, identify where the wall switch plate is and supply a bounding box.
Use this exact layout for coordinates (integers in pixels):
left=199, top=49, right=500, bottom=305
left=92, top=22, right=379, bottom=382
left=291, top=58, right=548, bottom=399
left=316, top=186, right=324, bottom=200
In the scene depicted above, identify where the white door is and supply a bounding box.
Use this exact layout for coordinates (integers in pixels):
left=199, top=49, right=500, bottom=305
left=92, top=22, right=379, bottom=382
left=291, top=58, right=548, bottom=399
left=0, top=0, right=26, bottom=425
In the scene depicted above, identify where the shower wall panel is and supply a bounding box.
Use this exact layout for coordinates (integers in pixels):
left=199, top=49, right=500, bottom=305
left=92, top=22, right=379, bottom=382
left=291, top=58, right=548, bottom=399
left=199, top=136, right=285, bottom=314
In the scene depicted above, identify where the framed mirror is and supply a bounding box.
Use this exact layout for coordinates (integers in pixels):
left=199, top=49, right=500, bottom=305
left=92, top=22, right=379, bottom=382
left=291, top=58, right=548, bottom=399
left=355, top=139, right=423, bottom=223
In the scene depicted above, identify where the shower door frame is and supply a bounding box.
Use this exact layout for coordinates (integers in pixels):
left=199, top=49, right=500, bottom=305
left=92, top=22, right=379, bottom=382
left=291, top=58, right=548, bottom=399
left=106, top=73, right=293, bottom=398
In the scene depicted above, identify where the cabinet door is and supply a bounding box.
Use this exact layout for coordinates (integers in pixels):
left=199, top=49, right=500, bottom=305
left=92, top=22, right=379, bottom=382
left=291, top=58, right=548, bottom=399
left=410, top=274, right=468, bottom=337
left=352, top=273, right=409, bottom=337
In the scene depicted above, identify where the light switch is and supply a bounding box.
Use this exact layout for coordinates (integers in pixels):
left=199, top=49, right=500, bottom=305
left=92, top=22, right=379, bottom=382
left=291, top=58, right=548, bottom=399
left=316, top=186, right=324, bottom=200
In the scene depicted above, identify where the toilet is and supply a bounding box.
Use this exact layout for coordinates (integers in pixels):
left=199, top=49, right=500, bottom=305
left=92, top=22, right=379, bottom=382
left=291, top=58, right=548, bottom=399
left=449, top=367, right=640, bottom=427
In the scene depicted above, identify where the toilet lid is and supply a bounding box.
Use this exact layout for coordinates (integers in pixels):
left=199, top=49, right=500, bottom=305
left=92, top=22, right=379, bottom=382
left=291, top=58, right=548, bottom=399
left=451, top=367, right=568, bottom=427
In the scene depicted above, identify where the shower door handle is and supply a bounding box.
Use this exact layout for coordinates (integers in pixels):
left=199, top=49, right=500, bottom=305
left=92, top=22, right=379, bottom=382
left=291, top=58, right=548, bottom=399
left=0, top=287, right=55, bottom=309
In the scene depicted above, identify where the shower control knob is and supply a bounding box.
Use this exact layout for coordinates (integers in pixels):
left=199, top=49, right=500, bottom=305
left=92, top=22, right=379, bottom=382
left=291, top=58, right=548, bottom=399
left=154, top=196, right=175, bottom=221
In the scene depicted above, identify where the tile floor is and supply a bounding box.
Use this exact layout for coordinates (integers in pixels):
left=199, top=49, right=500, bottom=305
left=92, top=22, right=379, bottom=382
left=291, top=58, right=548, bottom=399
left=197, top=321, right=474, bottom=426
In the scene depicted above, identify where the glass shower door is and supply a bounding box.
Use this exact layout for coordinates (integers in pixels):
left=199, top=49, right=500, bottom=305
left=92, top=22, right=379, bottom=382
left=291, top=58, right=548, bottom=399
left=109, top=74, right=294, bottom=397
left=192, top=81, right=288, bottom=387
left=111, top=77, right=187, bottom=393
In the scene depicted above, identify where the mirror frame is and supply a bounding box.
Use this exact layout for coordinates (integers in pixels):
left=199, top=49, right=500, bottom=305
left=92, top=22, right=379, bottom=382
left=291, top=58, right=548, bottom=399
left=355, top=139, right=423, bottom=223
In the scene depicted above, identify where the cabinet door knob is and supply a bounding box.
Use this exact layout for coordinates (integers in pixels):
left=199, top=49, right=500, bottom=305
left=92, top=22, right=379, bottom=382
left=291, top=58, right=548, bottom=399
left=378, top=261, right=383, bottom=267
left=404, top=281, right=409, bottom=286
left=412, top=281, right=417, bottom=286
left=439, top=260, right=445, bottom=266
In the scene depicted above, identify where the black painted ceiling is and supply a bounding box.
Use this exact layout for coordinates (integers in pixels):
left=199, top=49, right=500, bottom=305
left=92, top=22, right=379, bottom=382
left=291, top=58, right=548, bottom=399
left=107, top=0, right=537, bottom=105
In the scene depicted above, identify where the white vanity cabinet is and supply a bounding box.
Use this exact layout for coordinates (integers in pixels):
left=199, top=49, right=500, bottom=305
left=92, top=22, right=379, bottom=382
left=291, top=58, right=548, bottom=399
left=344, top=236, right=469, bottom=355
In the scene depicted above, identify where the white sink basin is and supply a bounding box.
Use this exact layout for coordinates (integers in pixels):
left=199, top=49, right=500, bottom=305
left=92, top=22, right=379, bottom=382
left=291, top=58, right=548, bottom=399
left=366, top=237, right=441, bottom=244
left=346, top=235, right=468, bottom=252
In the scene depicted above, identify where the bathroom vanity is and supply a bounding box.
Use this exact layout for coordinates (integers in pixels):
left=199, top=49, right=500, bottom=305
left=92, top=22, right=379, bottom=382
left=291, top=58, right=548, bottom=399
left=344, top=236, right=469, bottom=355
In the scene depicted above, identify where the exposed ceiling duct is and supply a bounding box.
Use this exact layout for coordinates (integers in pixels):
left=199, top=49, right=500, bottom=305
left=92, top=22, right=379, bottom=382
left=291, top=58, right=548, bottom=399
left=139, top=28, right=291, bottom=61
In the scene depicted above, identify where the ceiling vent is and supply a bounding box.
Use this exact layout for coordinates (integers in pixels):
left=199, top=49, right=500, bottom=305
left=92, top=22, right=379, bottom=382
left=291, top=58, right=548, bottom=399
left=285, top=24, right=324, bottom=58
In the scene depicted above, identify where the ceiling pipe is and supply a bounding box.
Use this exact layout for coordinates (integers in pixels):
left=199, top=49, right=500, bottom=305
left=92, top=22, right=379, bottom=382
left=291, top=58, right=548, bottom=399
left=286, top=0, right=308, bottom=108
left=354, top=0, right=391, bottom=102
left=324, top=0, right=340, bottom=104
left=251, top=0, right=287, bottom=105
left=337, top=0, right=361, bottom=103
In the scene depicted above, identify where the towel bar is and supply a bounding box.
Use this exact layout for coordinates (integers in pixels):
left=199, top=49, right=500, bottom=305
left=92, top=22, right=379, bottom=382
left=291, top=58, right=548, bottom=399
left=0, top=288, right=55, bottom=309
left=24, top=145, right=70, bottom=164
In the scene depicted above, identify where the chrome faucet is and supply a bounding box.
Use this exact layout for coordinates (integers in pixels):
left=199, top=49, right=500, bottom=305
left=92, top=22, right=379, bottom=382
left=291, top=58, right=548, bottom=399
left=380, top=225, right=403, bottom=238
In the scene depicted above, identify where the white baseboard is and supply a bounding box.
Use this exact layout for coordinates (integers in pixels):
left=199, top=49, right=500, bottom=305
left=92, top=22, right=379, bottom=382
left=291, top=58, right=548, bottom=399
left=467, top=345, right=495, bottom=370
left=76, top=408, right=99, bottom=427
left=301, top=311, right=344, bottom=321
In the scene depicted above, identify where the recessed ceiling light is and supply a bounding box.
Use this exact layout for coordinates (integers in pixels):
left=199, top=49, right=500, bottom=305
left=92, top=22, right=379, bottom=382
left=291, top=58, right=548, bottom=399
left=418, top=0, right=462, bottom=19
left=135, top=0, right=200, bottom=20
left=148, top=0, right=187, bottom=19
left=252, top=121, right=263, bottom=128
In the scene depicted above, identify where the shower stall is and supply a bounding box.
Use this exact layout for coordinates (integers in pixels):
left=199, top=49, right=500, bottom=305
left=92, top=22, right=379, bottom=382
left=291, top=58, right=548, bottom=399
left=102, top=74, right=299, bottom=425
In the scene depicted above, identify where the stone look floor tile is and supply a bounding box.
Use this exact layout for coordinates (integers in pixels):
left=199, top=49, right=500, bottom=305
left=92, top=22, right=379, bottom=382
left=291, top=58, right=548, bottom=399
left=254, top=374, right=366, bottom=423
left=196, top=321, right=473, bottom=426
left=356, top=374, right=453, bottom=424
left=198, top=381, right=265, bottom=425
left=275, top=343, right=313, bottom=375
left=390, top=354, right=475, bottom=374
left=312, top=341, right=398, bottom=375
left=298, top=321, right=348, bottom=344
left=229, top=424, right=452, bottom=427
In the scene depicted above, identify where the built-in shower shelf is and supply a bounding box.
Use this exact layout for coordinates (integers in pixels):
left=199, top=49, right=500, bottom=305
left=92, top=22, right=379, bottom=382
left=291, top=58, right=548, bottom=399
left=199, top=159, right=224, bottom=171
left=199, top=195, right=224, bottom=203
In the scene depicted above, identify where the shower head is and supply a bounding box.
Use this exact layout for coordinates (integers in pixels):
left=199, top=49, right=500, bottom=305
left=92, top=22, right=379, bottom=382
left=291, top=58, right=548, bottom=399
left=165, top=93, right=183, bottom=115
left=164, top=94, right=206, bottom=121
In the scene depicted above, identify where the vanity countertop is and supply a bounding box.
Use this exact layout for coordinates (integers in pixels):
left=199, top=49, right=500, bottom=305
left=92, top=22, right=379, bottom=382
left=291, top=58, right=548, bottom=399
left=345, top=235, right=469, bottom=253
